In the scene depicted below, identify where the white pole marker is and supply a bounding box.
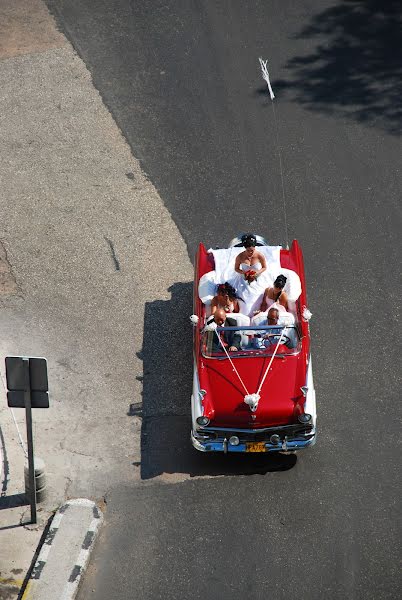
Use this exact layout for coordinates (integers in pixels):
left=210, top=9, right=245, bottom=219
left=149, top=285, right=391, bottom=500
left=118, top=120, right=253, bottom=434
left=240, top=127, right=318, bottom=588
left=259, top=57, right=275, bottom=100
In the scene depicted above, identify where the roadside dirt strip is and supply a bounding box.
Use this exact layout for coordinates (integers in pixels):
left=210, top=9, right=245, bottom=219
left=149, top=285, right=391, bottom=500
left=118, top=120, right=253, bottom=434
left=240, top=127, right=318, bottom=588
left=0, top=1, right=193, bottom=598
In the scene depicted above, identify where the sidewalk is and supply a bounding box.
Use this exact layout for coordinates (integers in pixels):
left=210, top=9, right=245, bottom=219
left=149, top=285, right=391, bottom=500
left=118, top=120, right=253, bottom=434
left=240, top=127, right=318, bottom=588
left=0, top=3, right=92, bottom=595
left=0, top=400, right=48, bottom=599
left=0, top=1, right=192, bottom=598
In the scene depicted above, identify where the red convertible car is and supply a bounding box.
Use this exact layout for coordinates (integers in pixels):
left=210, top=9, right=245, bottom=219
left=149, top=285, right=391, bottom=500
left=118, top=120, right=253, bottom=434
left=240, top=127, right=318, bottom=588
left=191, top=234, right=316, bottom=453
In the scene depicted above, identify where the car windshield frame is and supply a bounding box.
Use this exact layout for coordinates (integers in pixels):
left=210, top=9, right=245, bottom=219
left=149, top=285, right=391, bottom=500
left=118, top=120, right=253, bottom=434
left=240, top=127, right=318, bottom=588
left=201, top=325, right=302, bottom=359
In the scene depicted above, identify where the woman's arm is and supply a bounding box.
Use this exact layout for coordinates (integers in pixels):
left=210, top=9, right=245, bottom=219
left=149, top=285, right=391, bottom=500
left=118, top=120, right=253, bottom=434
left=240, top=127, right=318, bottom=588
left=259, top=288, right=270, bottom=312
left=234, top=252, right=245, bottom=275
left=255, top=252, right=267, bottom=276
left=279, top=291, right=288, bottom=311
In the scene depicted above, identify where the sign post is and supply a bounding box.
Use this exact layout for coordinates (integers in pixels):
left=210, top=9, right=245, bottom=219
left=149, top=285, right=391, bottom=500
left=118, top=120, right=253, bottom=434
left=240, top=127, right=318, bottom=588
left=6, top=356, right=49, bottom=524
left=23, top=358, right=36, bottom=523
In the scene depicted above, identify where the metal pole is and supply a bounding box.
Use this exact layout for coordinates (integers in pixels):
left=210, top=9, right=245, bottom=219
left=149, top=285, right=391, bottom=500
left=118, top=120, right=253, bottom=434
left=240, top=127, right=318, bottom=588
left=23, top=358, right=36, bottom=524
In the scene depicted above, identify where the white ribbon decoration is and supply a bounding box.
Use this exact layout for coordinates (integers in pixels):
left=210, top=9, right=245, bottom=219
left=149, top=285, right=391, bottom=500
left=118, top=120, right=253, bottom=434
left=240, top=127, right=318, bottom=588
left=244, top=393, right=260, bottom=412
left=206, top=327, right=250, bottom=397
left=259, top=58, right=275, bottom=100
left=244, top=328, right=287, bottom=412
left=204, top=321, right=287, bottom=415
left=256, top=329, right=287, bottom=394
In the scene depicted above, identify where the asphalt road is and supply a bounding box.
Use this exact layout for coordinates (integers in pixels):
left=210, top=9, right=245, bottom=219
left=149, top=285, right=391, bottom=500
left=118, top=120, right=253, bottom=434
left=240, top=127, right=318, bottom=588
left=45, top=1, right=401, bottom=598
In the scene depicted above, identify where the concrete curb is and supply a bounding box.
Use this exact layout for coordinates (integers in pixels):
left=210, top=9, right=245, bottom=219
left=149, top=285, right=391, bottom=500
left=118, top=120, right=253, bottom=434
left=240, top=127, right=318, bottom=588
left=21, top=498, right=103, bottom=600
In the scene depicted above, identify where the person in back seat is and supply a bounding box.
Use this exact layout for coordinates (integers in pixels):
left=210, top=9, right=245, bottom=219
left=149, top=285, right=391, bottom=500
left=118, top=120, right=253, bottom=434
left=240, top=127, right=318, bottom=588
left=211, top=283, right=240, bottom=314
left=234, top=233, right=267, bottom=284
left=257, top=274, right=289, bottom=313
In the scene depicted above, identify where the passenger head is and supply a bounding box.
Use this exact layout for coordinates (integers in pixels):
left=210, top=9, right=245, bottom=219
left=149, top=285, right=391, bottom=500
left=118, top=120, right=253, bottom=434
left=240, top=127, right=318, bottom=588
left=217, top=284, right=229, bottom=300
left=217, top=283, right=238, bottom=301
left=273, top=274, right=287, bottom=292
left=214, top=308, right=226, bottom=326
left=267, top=307, right=279, bottom=325
left=241, top=233, right=257, bottom=257
left=241, top=233, right=257, bottom=248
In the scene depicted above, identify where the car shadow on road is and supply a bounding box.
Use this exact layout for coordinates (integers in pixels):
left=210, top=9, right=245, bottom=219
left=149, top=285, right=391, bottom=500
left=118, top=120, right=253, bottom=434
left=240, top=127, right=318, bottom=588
left=133, top=282, right=297, bottom=480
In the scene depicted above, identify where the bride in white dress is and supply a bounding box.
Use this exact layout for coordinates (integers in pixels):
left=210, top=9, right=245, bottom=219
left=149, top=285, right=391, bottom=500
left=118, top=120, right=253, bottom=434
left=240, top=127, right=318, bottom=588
left=234, top=234, right=267, bottom=280
left=229, top=234, right=270, bottom=315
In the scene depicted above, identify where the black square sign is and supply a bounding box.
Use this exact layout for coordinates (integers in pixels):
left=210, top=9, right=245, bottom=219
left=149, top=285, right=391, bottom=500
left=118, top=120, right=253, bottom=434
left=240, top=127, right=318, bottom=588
left=5, top=356, right=48, bottom=392
left=5, top=356, right=49, bottom=408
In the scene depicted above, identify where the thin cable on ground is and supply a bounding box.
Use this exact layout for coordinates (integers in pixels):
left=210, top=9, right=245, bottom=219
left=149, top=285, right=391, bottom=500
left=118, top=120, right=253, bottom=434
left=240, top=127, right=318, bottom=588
left=271, top=102, right=289, bottom=249
left=259, top=57, right=290, bottom=249
left=10, top=408, right=28, bottom=458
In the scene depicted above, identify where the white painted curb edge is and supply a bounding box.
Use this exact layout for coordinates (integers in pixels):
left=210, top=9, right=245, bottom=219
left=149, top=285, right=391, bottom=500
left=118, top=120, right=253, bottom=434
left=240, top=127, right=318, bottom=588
left=22, top=498, right=103, bottom=600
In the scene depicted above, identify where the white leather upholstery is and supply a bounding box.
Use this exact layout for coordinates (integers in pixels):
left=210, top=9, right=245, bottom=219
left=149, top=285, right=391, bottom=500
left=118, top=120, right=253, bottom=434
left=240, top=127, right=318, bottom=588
left=198, top=267, right=302, bottom=305
left=271, top=268, right=302, bottom=302
left=229, top=313, right=251, bottom=349
left=198, top=271, right=216, bottom=305
left=227, top=313, right=250, bottom=326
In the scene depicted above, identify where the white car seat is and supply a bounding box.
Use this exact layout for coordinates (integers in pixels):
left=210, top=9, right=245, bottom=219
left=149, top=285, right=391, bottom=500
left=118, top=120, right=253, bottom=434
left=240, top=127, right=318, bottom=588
left=227, top=313, right=251, bottom=349
left=270, top=268, right=302, bottom=302
left=198, top=271, right=216, bottom=305
left=227, top=313, right=250, bottom=326
left=199, top=267, right=302, bottom=305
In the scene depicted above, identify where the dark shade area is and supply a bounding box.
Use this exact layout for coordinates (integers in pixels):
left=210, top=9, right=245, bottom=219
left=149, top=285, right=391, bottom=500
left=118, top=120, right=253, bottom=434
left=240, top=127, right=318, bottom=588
left=276, top=0, right=402, bottom=134
left=0, top=493, right=28, bottom=512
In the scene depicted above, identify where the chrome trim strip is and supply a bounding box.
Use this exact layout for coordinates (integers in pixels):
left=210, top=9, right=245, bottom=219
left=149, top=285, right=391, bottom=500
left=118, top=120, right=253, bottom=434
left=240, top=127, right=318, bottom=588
left=191, top=430, right=316, bottom=453
left=199, top=423, right=315, bottom=434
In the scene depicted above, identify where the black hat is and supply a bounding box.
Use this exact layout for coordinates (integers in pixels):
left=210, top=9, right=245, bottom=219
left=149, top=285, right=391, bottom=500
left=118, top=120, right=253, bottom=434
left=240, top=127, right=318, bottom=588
left=241, top=233, right=257, bottom=248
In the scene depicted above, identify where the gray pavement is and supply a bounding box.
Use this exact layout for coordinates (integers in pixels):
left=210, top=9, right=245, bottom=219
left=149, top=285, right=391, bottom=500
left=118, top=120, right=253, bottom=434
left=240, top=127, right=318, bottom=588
left=0, top=1, right=192, bottom=597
